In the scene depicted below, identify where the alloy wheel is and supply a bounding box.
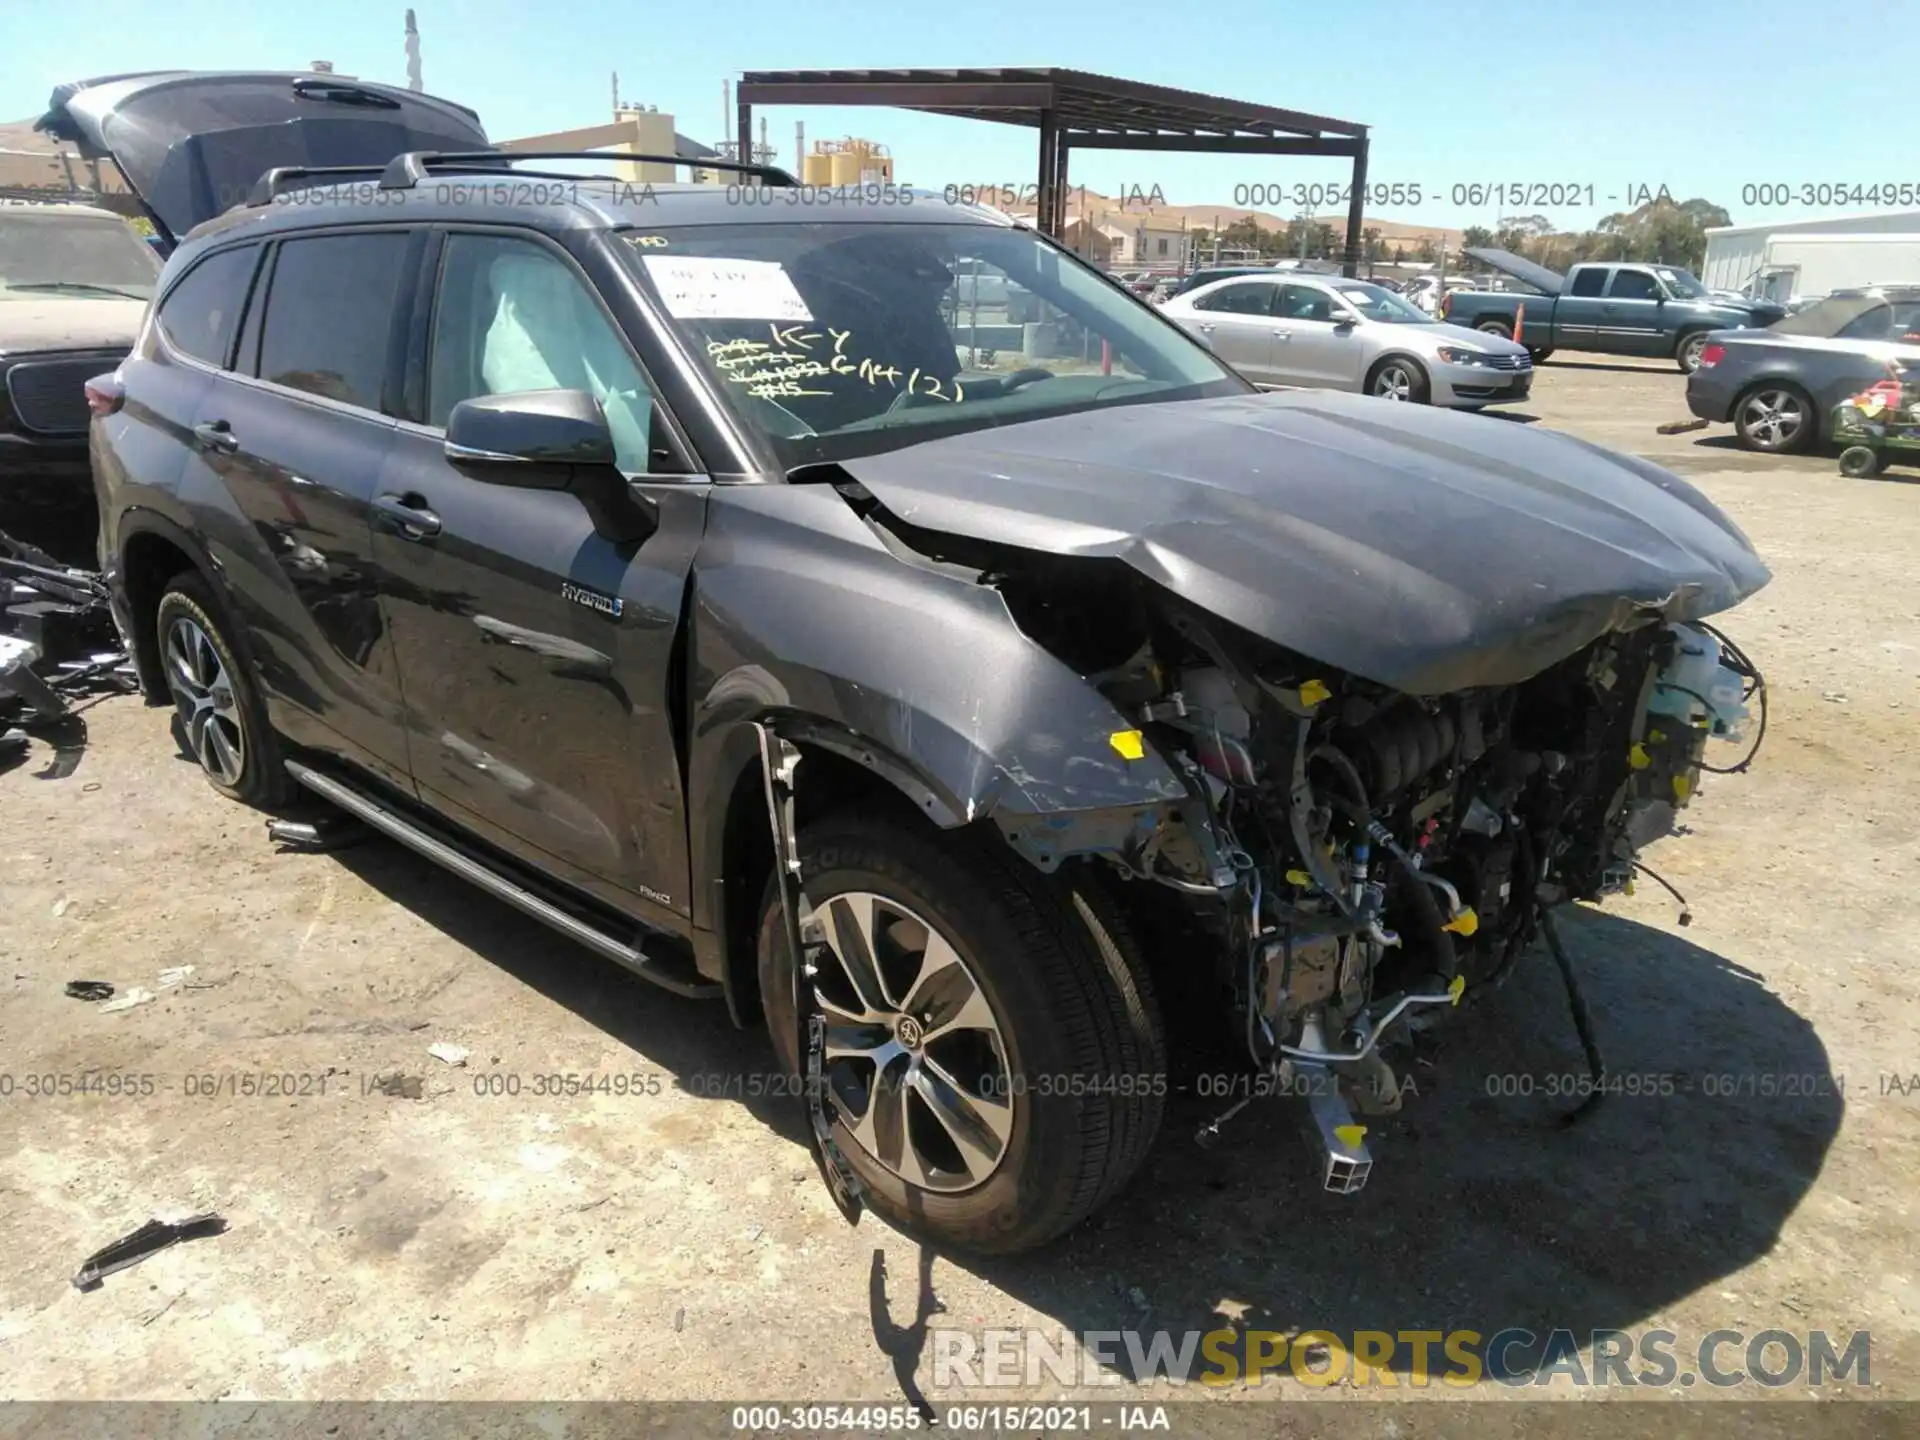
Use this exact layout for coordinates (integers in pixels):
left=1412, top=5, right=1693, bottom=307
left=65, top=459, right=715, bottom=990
left=806, top=890, right=1014, bottom=1192
left=1373, top=364, right=1415, bottom=401
left=1680, top=334, right=1710, bottom=371
left=1739, top=388, right=1806, bottom=450
left=163, top=614, right=246, bottom=786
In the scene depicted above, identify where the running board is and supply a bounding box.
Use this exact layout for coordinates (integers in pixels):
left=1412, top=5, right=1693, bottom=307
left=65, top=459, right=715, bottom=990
left=283, top=760, right=720, bottom=1001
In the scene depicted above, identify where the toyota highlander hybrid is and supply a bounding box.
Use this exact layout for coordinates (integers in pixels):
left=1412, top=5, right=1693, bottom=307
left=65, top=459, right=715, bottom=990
left=57, top=71, right=1769, bottom=1254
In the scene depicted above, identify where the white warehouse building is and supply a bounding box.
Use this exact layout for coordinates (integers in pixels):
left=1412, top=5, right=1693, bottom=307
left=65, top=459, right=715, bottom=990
left=1702, top=210, right=1920, bottom=304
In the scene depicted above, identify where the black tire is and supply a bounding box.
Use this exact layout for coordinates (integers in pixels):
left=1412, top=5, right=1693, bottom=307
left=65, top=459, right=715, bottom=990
left=1367, top=355, right=1431, bottom=404
left=1475, top=319, right=1513, bottom=341
left=758, top=810, right=1165, bottom=1255
left=1839, top=445, right=1885, bottom=478
left=154, top=570, right=293, bottom=806
left=1676, top=330, right=1713, bottom=373
left=1732, top=381, right=1815, bottom=454
left=1528, top=347, right=1554, bottom=363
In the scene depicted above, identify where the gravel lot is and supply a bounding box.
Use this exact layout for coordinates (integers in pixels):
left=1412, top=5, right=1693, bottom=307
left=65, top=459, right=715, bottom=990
left=2, top=356, right=1916, bottom=1413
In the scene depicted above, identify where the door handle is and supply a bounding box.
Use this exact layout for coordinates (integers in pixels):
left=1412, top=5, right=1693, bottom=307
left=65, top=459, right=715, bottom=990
left=1196, top=323, right=1215, bottom=333
left=192, top=420, right=238, bottom=453
left=1271, top=331, right=1291, bottom=341
left=373, top=492, right=443, bottom=540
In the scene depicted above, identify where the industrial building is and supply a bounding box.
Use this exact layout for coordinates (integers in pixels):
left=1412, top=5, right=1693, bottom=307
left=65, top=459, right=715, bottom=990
left=1702, top=209, right=1920, bottom=304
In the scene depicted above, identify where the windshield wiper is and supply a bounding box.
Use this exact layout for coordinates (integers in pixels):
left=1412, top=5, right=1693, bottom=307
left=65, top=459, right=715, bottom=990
left=5, top=281, right=151, bottom=301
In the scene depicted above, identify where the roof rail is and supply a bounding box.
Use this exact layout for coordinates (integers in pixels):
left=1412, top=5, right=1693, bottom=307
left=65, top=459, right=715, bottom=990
left=375, top=149, right=799, bottom=191
left=246, top=164, right=391, bottom=207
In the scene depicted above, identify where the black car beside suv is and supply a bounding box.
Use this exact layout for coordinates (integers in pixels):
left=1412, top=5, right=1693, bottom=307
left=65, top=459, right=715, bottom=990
left=67, top=72, right=1770, bottom=1255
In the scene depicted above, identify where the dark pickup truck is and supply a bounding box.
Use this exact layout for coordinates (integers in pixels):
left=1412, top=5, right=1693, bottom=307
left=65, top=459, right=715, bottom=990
left=1440, top=249, right=1786, bottom=373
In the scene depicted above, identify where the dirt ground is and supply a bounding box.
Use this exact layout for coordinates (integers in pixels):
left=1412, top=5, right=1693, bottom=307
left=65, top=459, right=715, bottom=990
left=2, top=357, right=1916, bottom=1414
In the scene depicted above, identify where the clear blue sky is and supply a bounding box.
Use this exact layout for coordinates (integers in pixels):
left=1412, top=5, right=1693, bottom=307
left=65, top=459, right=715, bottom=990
left=1, top=0, right=1904, bottom=232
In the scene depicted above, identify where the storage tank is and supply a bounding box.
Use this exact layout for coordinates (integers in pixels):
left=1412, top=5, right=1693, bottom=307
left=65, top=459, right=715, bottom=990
left=828, top=151, right=861, bottom=186
left=802, top=152, right=833, bottom=186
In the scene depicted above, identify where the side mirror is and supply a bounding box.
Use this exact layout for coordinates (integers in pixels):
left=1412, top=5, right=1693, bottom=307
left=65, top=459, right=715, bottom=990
left=444, top=388, right=616, bottom=480
left=444, top=389, right=657, bottom=545
left=1330, top=316, right=1357, bottom=332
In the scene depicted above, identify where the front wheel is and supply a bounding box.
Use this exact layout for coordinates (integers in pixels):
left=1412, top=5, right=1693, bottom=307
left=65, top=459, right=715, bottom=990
left=155, top=571, right=292, bottom=806
left=1368, top=356, right=1431, bottom=404
left=758, top=811, right=1165, bottom=1254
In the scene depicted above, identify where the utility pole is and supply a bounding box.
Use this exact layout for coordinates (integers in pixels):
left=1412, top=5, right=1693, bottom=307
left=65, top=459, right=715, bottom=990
left=404, top=10, right=422, bottom=92
left=796, top=122, right=805, bottom=178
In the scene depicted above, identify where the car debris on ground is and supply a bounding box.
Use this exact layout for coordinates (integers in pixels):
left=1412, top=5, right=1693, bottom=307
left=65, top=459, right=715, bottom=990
left=71, top=1214, right=226, bottom=1291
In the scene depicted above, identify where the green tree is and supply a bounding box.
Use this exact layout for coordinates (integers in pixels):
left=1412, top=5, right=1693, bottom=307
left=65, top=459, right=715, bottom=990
left=1461, top=225, right=1495, bottom=250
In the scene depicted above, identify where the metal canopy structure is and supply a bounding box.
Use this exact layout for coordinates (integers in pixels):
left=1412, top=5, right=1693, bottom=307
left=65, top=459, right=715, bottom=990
left=735, top=67, right=1370, bottom=275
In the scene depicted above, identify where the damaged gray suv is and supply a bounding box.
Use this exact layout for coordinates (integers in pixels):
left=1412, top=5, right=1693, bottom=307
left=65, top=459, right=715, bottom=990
left=67, top=72, right=1770, bottom=1254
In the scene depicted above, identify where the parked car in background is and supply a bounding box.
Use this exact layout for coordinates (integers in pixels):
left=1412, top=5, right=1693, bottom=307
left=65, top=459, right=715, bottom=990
left=1686, top=286, right=1920, bottom=453
left=1168, top=265, right=1274, bottom=298
left=0, top=201, right=161, bottom=564
left=1440, top=249, right=1786, bottom=371
left=1163, top=272, right=1533, bottom=407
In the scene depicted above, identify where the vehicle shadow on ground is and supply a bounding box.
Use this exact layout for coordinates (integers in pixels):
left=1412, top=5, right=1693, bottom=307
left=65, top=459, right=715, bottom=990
left=325, top=841, right=1840, bottom=1385
left=959, top=905, right=1841, bottom=1381
left=326, top=836, right=813, bottom=1147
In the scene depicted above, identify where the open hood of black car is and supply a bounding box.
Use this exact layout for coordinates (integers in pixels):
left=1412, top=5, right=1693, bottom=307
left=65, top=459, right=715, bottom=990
left=838, top=391, right=1769, bottom=695
left=34, top=71, right=489, bottom=248
left=1460, top=247, right=1565, bottom=296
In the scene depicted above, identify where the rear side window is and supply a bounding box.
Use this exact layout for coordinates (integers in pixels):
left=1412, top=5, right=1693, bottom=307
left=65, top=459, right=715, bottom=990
left=1568, top=268, right=1607, bottom=297
left=256, top=233, right=410, bottom=410
left=1193, top=282, right=1274, bottom=316
left=156, top=246, right=257, bottom=366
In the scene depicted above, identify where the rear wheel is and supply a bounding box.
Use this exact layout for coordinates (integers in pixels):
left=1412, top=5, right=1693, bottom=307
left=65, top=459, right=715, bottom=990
left=155, top=571, right=292, bottom=806
left=1676, top=331, right=1713, bottom=373
left=1839, top=445, right=1885, bottom=478
left=758, top=811, right=1165, bottom=1254
left=1475, top=320, right=1514, bottom=341
left=1528, top=346, right=1554, bottom=363
left=1733, top=382, right=1814, bottom=453
left=1367, top=356, right=1431, bottom=404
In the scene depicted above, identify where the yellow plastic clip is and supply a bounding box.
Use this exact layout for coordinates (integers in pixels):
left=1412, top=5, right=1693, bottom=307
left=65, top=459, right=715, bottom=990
left=1442, top=906, right=1480, bottom=937
left=1285, top=869, right=1312, bottom=888
left=1298, top=678, right=1332, bottom=708
left=1447, top=974, right=1466, bottom=1005
left=1672, top=774, right=1692, bottom=801
left=1648, top=729, right=1667, bottom=744
left=1109, top=729, right=1146, bottom=761
left=1333, top=1124, right=1367, bottom=1149
left=1628, top=744, right=1652, bottom=771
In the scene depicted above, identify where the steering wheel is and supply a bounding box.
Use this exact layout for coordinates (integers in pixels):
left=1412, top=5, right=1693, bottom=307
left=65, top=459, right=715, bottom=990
left=992, top=366, right=1057, bottom=395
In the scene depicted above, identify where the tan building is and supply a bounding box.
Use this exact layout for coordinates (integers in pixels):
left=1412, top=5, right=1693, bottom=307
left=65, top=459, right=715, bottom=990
left=499, top=107, right=720, bottom=185
left=1098, top=217, right=1187, bottom=269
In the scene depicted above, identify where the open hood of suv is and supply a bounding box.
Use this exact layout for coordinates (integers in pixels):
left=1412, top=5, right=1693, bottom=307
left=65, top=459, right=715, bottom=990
left=35, top=71, right=489, bottom=247
left=1460, top=247, right=1565, bottom=296
left=838, top=390, right=1769, bottom=695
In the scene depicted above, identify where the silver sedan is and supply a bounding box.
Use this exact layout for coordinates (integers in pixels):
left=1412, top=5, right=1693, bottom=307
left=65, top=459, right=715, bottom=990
left=1161, top=274, right=1534, bottom=408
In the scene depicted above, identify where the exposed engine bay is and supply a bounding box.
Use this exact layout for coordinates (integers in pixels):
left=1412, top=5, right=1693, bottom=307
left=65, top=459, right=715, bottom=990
left=1056, top=590, right=1766, bottom=1188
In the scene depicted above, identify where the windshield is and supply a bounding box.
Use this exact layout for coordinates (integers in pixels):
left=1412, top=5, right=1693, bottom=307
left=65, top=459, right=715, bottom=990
left=1651, top=266, right=1709, bottom=300
left=1330, top=281, right=1432, bottom=324
left=620, top=222, right=1246, bottom=467
left=1771, top=294, right=1892, bottom=339
left=0, top=210, right=161, bottom=302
